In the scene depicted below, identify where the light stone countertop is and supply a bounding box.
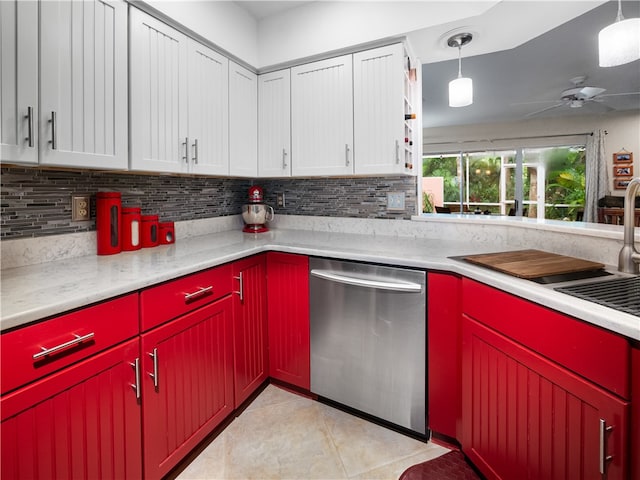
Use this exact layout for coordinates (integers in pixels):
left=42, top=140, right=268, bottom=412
left=1, top=227, right=639, bottom=341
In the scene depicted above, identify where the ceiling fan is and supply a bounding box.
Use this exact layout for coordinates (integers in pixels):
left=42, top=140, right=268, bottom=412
left=523, top=76, right=639, bottom=117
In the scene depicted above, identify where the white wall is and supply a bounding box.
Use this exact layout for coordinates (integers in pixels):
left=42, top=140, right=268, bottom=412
left=145, top=1, right=259, bottom=66
left=255, top=1, right=496, bottom=69
left=422, top=111, right=640, bottom=196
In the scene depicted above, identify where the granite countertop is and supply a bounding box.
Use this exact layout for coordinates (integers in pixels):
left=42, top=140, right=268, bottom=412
left=1, top=228, right=639, bottom=340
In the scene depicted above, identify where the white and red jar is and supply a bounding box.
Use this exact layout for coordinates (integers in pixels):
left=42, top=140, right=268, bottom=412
left=141, top=215, right=159, bottom=248
left=96, top=192, right=121, bottom=255
left=121, top=207, right=142, bottom=251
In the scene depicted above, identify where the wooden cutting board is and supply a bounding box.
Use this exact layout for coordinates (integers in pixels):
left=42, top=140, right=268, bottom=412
left=463, top=249, right=605, bottom=279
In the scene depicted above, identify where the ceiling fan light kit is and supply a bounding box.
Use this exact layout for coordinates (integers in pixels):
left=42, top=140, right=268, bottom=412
left=448, top=32, right=473, bottom=107
left=598, top=0, right=640, bottom=67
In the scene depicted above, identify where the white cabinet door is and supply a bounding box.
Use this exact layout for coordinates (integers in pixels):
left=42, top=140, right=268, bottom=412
left=189, top=41, right=229, bottom=176
left=130, top=8, right=188, bottom=173
left=258, top=69, right=291, bottom=178
left=1, top=0, right=38, bottom=164
left=39, top=0, right=128, bottom=169
left=291, top=55, right=354, bottom=177
left=353, top=44, right=406, bottom=175
left=228, top=61, right=256, bottom=177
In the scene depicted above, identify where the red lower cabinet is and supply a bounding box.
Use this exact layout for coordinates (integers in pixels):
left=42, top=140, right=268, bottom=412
left=427, top=272, right=462, bottom=440
left=462, top=316, right=629, bottom=480
left=141, top=296, right=234, bottom=480
left=266, top=252, right=310, bottom=389
left=1, top=339, right=142, bottom=479
left=232, top=255, right=268, bottom=407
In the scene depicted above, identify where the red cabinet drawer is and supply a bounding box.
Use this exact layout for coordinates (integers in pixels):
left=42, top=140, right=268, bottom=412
left=140, top=264, right=232, bottom=331
left=462, top=278, right=630, bottom=398
left=1, top=294, right=139, bottom=395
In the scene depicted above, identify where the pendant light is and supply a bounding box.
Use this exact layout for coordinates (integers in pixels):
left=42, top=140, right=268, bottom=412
left=598, top=0, right=640, bottom=67
left=448, top=33, right=473, bottom=107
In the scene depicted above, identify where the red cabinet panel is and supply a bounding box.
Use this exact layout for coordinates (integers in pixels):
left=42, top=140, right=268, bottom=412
left=140, top=263, right=232, bottom=331
left=462, top=316, right=629, bottom=480
left=232, top=255, right=268, bottom=407
left=267, top=252, right=310, bottom=389
left=1, top=294, right=138, bottom=395
left=141, top=296, right=234, bottom=480
left=462, top=278, right=630, bottom=398
left=1, top=339, right=142, bottom=480
left=631, top=343, right=640, bottom=480
left=427, top=272, right=462, bottom=440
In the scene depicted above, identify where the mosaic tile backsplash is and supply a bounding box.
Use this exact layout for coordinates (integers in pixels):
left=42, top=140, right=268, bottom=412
left=1, top=166, right=417, bottom=239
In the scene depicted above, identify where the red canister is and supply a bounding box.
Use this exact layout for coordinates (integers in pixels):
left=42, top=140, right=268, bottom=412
left=158, top=222, right=175, bottom=245
left=121, top=207, right=142, bottom=251
left=141, top=215, right=159, bottom=248
left=96, top=192, right=121, bottom=255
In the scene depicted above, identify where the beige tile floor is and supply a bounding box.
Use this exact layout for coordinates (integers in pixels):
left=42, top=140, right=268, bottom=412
left=177, top=384, right=449, bottom=480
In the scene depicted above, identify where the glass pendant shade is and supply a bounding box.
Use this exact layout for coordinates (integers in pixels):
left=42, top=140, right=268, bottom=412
left=449, top=76, right=473, bottom=107
left=598, top=13, right=640, bottom=67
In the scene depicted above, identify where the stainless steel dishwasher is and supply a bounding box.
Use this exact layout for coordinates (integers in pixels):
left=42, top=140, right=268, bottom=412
left=309, top=257, right=426, bottom=435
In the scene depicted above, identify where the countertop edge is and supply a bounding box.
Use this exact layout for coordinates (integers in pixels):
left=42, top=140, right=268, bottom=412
left=1, top=231, right=638, bottom=341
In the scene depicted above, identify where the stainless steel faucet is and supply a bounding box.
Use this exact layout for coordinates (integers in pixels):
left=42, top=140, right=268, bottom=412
left=618, top=177, right=640, bottom=274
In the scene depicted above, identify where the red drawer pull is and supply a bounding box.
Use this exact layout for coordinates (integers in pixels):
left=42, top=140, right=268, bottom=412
left=32, top=332, right=95, bottom=360
left=184, top=286, right=213, bottom=303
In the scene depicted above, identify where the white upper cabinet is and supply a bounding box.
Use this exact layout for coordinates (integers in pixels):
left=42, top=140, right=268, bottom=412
left=258, top=69, right=291, bottom=178
left=353, top=43, right=408, bottom=175
left=130, top=8, right=188, bottom=173
left=39, top=0, right=128, bottom=169
left=189, top=41, right=229, bottom=176
left=291, top=55, right=354, bottom=177
left=229, top=61, right=257, bottom=177
left=1, top=0, right=38, bottom=165
left=130, top=7, right=230, bottom=176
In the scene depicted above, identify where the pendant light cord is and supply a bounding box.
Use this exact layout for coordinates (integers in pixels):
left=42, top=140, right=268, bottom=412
left=457, top=44, right=463, bottom=79
left=616, top=0, right=624, bottom=22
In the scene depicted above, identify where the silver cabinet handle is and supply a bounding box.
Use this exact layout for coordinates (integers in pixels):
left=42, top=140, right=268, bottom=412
left=345, top=144, right=350, bottom=166
left=184, top=285, right=213, bottom=302
left=182, top=137, right=189, bottom=164
left=599, top=418, right=613, bottom=475
left=282, top=148, right=288, bottom=169
left=32, top=332, right=95, bottom=360
left=130, top=358, right=141, bottom=400
left=192, top=138, right=198, bottom=164
left=395, top=140, right=400, bottom=164
left=310, top=269, right=423, bottom=292
left=234, top=273, right=244, bottom=302
left=25, top=106, right=34, bottom=147
left=148, top=348, right=158, bottom=389
left=48, top=111, right=57, bottom=150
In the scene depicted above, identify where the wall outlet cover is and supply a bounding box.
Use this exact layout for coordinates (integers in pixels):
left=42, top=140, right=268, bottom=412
left=387, top=192, right=405, bottom=211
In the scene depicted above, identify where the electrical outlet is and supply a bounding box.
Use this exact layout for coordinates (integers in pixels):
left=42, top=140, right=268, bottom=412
left=72, top=195, right=90, bottom=221
left=387, top=192, right=405, bottom=211
left=277, top=192, right=286, bottom=208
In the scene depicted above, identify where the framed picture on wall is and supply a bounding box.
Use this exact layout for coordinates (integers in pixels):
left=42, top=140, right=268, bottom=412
left=614, top=178, right=633, bottom=190
left=614, top=165, right=634, bottom=177
left=613, top=151, right=633, bottom=163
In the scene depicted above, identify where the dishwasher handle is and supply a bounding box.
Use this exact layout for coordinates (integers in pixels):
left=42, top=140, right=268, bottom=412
left=310, top=269, right=423, bottom=293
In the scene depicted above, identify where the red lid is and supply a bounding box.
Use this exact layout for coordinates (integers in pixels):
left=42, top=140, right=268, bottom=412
left=96, top=191, right=121, bottom=198
left=141, top=215, right=159, bottom=221
left=122, top=207, right=141, bottom=214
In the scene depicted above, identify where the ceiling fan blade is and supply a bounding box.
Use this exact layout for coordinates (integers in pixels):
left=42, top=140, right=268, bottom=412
left=525, top=103, right=565, bottom=117
left=598, top=92, right=640, bottom=97
left=583, top=101, right=615, bottom=113
left=511, top=99, right=559, bottom=106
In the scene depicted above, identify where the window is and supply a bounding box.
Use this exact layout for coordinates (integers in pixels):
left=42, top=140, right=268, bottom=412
left=423, top=145, right=585, bottom=220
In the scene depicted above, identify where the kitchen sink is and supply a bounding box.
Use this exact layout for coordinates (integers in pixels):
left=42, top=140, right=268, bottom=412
left=555, top=275, right=640, bottom=317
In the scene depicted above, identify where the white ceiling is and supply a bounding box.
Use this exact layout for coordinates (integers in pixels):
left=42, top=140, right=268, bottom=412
left=419, top=1, right=640, bottom=128
left=234, top=1, right=313, bottom=19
